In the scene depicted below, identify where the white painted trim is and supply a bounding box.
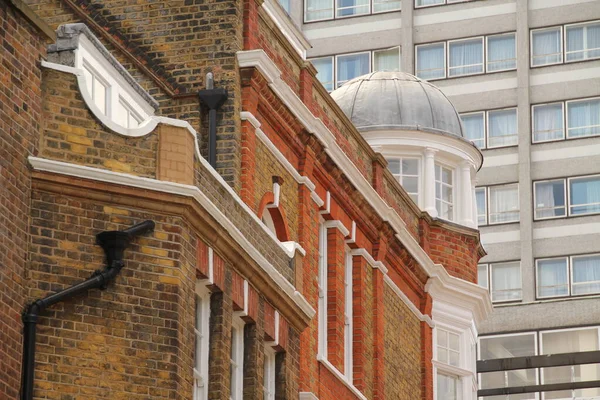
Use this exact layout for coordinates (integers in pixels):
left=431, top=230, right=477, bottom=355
left=344, top=221, right=356, bottom=245
left=414, top=3, right=516, bottom=26
left=316, top=356, right=368, bottom=400
left=384, top=274, right=434, bottom=328
left=281, top=241, right=307, bottom=257
left=349, top=248, right=388, bottom=274
left=262, top=0, right=310, bottom=59
left=319, top=192, right=331, bottom=215
left=236, top=49, right=492, bottom=324
left=28, top=156, right=316, bottom=320
left=323, top=219, right=350, bottom=237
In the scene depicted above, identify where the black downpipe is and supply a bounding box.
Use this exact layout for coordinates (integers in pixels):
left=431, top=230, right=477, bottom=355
left=20, top=220, right=155, bottom=400
left=198, top=72, right=228, bottom=168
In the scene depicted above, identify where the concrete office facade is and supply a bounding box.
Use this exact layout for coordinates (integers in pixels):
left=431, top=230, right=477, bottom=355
left=286, top=0, right=600, bottom=398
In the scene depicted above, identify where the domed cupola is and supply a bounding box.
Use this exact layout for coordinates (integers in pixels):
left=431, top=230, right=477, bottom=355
left=331, top=71, right=483, bottom=228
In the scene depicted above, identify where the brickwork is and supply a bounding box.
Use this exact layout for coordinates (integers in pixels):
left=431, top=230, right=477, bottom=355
left=326, top=229, right=346, bottom=373
left=157, top=124, right=195, bottom=185
left=0, top=2, right=49, bottom=398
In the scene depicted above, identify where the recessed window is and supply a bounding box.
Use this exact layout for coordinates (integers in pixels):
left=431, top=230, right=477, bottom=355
left=531, top=27, right=563, bottom=66
left=435, top=164, right=453, bottom=221
left=388, top=158, right=420, bottom=204
left=534, top=179, right=566, bottom=220
left=532, top=103, right=564, bottom=142
left=263, top=347, right=276, bottom=400
left=475, top=188, right=487, bottom=226
left=490, top=261, right=522, bottom=302
left=487, top=33, right=517, bottom=72
left=416, top=43, right=446, bottom=80
left=336, top=52, right=370, bottom=88
left=536, top=257, right=569, bottom=298
left=531, top=21, right=600, bottom=67
left=488, top=108, right=518, bottom=148
left=565, top=21, right=600, bottom=62
left=461, top=112, right=485, bottom=149
left=489, top=184, right=519, bottom=224
left=448, top=37, right=483, bottom=77
left=570, top=175, right=600, bottom=216
left=567, top=97, right=600, bottom=138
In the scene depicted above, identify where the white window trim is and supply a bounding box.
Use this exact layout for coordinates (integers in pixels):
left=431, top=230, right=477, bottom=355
left=194, top=283, right=211, bottom=400
left=415, top=42, right=447, bottom=81
left=433, top=323, right=475, bottom=400
left=566, top=97, right=600, bottom=140
left=317, top=220, right=328, bottom=358
left=435, top=162, right=455, bottom=222
left=447, top=36, right=485, bottom=78
left=530, top=26, right=564, bottom=68
left=230, top=317, right=245, bottom=400
left=335, top=0, right=371, bottom=19
left=304, top=0, right=334, bottom=22
left=372, top=46, right=401, bottom=72
left=486, top=183, right=519, bottom=225
left=564, top=20, right=600, bottom=64
left=460, top=111, right=486, bottom=149
left=263, top=346, right=276, bottom=400
left=567, top=174, right=600, bottom=217
left=485, top=32, right=517, bottom=73
left=344, top=248, right=353, bottom=381
left=486, top=107, right=518, bottom=149
left=570, top=253, right=600, bottom=297
left=533, top=179, right=567, bottom=221
left=531, top=102, right=566, bottom=143
left=535, top=256, right=570, bottom=300
left=388, top=157, right=421, bottom=206
left=489, top=261, right=523, bottom=303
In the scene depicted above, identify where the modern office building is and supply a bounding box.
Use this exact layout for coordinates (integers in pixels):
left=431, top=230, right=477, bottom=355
left=284, top=0, right=600, bottom=399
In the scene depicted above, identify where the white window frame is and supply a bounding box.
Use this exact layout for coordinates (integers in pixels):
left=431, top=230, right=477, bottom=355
left=372, top=46, right=401, bottom=72
left=304, top=0, right=334, bottom=22
left=486, top=107, right=518, bottom=149
left=447, top=36, right=484, bottom=78
left=487, top=183, right=520, bottom=225
left=570, top=253, right=600, bottom=296
left=194, top=284, right=211, bottom=400
left=489, top=261, right=523, bottom=303
left=530, top=26, right=564, bottom=67
left=485, top=32, right=517, bottom=73
left=317, top=220, right=328, bottom=358
left=82, top=60, right=110, bottom=116
left=415, top=42, right=447, bottom=81
left=344, top=248, right=353, bottom=381
left=435, top=163, right=455, bottom=221
left=531, top=102, right=566, bottom=143
left=566, top=97, right=600, bottom=139
left=564, top=20, right=600, bottom=63
left=388, top=157, right=421, bottom=205
left=460, top=111, right=486, bottom=149
left=335, top=51, right=371, bottom=89
left=372, top=0, right=401, bottom=14
left=533, top=179, right=567, bottom=221
left=335, top=0, right=370, bottom=18
left=535, top=256, right=570, bottom=299
left=263, top=346, right=276, bottom=400
left=568, top=174, right=600, bottom=217
left=230, top=317, right=245, bottom=400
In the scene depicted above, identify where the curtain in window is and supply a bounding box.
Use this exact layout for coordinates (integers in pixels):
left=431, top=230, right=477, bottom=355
left=336, top=0, right=369, bottom=17
left=570, top=176, right=600, bottom=214
left=416, top=0, right=444, bottom=6
left=476, top=189, right=486, bottom=225
left=533, top=103, right=564, bottom=142
left=567, top=98, right=600, bottom=137
left=489, top=185, right=518, bottom=223
left=491, top=262, right=521, bottom=301
left=416, top=44, right=445, bottom=80
left=306, top=0, right=333, bottom=21
left=461, top=113, right=485, bottom=148
left=337, top=53, right=369, bottom=88
left=532, top=28, right=562, bottom=66
left=311, top=58, right=334, bottom=91
left=449, top=38, right=483, bottom=76
left=373, top=0, right=401, bottom=12
left=374, top=48, right=400, bottom=71
left=566, top=23, right=600, bottom=61
left=488, top=109, right=517, bottom=147
left=437, top=374, right=459, bottom=400
left=487, top=34, right=516, bottom=71
left=572, top=255, right=600, bottom=294
left=534, top=180, right=565, bottom=219
left=537, top=258, right=568, bottom=297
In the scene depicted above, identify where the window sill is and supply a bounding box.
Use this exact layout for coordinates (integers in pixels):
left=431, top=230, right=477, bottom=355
left=432, top=360, right=475, bottom=379
left=317, top=355, right=367, bottom=400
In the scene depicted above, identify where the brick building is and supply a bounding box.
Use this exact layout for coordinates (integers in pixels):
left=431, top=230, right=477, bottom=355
left=1, top=0, right=490, bottom=399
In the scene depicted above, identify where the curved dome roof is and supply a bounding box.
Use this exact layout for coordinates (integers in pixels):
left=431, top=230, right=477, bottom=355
left=330, top=71, right=464, bottom=137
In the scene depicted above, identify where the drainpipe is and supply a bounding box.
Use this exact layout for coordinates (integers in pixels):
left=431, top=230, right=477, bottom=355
left=198, top=72, right=228, bottom=168
left=20, top=220, right=155, bottom=400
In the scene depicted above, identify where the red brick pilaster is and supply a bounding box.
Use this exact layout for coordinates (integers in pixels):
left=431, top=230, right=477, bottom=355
left=242, top=0, right=260, bottom=50
left=326, top=227, right=346, bottom=372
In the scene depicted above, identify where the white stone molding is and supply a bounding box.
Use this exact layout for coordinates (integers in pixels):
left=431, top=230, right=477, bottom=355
left=424, top=148, right=438, bottom=218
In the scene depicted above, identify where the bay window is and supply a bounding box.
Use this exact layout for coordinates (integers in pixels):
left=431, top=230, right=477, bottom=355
left=336, top=0, right=369, bottom=17
left=531, top=26, right=563, bottom=66
left=532, top=102, right=564, bottom=142
left=435, top=327, right=469, bottom=400
left=490, top=261, right=522, bottom=302
left=448, top=37, right=483, bottom=77
left=416, top=43, right=446, bottom=80
left=388, top=158, right=420, bottom=204
left=460, top=112, right=485, bottom=149
left=570, top=175, right=600, bottom=215
left=565, top=21, right=600, bottom=62
left=437, top=374, right=461, bottom=400
left=488, top=108, right=518, bottom=148
left=567, top=97, right=600, bottom=138
left=536, top=257, right=569, bottom=298
left=435, top=164, right=453, bottom=221
left=486, top=33, right=517, bottom=72
left=531, top=20, right=600, bottom=67
left=533, top=179, right=566, bottom=219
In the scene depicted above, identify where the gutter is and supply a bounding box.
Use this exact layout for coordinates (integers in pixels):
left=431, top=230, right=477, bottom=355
left=20, top=220, right=155, bottom=400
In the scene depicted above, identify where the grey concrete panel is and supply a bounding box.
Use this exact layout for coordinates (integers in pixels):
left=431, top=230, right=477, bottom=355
left=530, top=3, right=600, bottom=29
left=530, top=62, right=600, bottom=104
left=531, top=154, right=600, bottom=181
left=476, top=164, right=519, bottom=186
left=306, top=30, right=402, bottom=58
left=413, top=12, right=516, bottom=44
left=479, top=241, right=521, bottom=264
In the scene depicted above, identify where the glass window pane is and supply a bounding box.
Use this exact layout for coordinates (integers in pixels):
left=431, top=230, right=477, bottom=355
left=567, top=98, right=600, bottom=138
left=311, top=57, right=334, bottom=92
left=437, top=374, right=460, bottom=400
left=570, top=176, right=600, bottom=215
left=491, top=262, right=522, bottom=302
left=532, top=27, right=562, bottom=66
left=461, top=112, right=485, bottom=148
left=388, top=159, right=401, bottom=175
left=306, top=0, right=333, bottom=21
left=534, top=180, right=566, bottom=219
left=337, top=53, right=370, bottom=88
left=489, top=184, right=519, bottom=224
left=336, top=0, right=369, bottom=17
left=402, top=159, right=418, bottom=175
left=449, top=333, right=459, bottom=352
left=487, top=33, right=516, bottom=71
left=478, top=264, right=488, bottom=289
left=94, top=78, right=107, bottom=115
left=374, top=47, right=400, bottom=72
left=416, top=0, right=444, bottom=6
left=373, top=0, right=401, bottom=12
left=533, top=103, right=564, bottom=142
left=566, top=22, right=600, bottom=61
left=572, top=255, right=600, bottom=295
left=416, top=43, right=445, bottom=80
left=476, top=188, right=487, bottom=226
left=448, top=38, right=483, bottom=77
left=402, top=177, right=419, bottom=194
left=488, top=109, right=518, bottom=147
left=537, top=258, right=568, bottom=298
